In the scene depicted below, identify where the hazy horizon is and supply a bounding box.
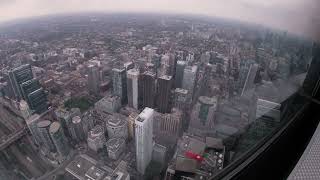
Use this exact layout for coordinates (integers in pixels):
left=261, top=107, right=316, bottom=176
left=0, top=0, right=319, bottom=40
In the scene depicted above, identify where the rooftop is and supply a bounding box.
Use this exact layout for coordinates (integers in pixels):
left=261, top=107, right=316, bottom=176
left=143, top=71, right=156, bottom=77
left=85, top=166, right=106, bottom=180
left=198, top=96, right=217, bottom=105
left=88, top=125, right=104, bottom=138
left=205, top=137, right=224, bottom=149
left=126, top=68, right=139, bottom=76
left=159, top=75, right=172, bottom=81
left=175, top=156, right=198, bottom=173
left=96, top=95, right=120, bottom=105
left=106, top=138, right=125, bottom=152
left=37, top=120, right=51, bottom=128
left=106, top=114, right=127, bottom=127
left=112, top=68, right=125, bottom=73
left=136, top=107, right=154, bottom=123
left=72, top=116, right=82, bottom=124
left=175, top=88, right=188, bottom=94
left=49, top=121, right=61, bottom=134
left=177, top=60, right=186, bottom=65
left=65, top=155, right=96, bottom=180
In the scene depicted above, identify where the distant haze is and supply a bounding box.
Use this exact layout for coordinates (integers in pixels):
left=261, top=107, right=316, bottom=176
left=0, top=0, right=319, bottom=39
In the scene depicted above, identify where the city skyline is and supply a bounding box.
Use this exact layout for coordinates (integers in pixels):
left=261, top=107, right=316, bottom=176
left=0, top=12, right=315, bottom=180
left=0, top=0, right=319, bottom=39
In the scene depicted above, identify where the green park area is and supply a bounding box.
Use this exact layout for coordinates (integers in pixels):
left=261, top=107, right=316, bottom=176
left=64, top=97, right=94, bottom=112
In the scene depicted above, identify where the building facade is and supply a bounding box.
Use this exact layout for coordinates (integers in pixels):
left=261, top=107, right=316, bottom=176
left=106, top=114, right=128, bottom=140
left=8, top=64, right=33, bottom=100
left=106, top=138, right=125, bottom=160
left=175, top=60, right=186, bottom=88
left=141, top=71, right=156, bottom=109
left=135, top=107, right=154, bottom=174
left=94, top=95, right=121, bottom=114
left=87, top=64, right=100, bottom=95
left=49, top=121, right=70, bottom=158
left=87, top=125, right=106, bottom=152
left=70, top=116, right=86, bottom=142
left=126, top=69, right=140, bottom=109
left=37, top=120, right=56, bottom=152
left=182, top=65, right=198, bottom=99
left=112, top=68, right=127, bottom=104
left=157, top=75, right=172, bottom=113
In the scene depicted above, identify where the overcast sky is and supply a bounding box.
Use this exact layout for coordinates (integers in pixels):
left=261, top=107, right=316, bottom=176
left=0, top=0, right=319, bottom=39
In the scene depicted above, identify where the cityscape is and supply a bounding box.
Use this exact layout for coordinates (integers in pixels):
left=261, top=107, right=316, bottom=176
left=0, top=13, right=314, bottom=180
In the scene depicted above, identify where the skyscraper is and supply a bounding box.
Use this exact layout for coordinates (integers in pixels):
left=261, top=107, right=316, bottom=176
left=112, top=68, right=127, bottom=104
left=128, top=112, right=138, bottom=140
left=135, top=107, right=154, bottom=174
left=70, top=116, right=86, bottom=142
left=175, top=60, right=186, bottom=88
left=54, top=108, right=81, bottom=138
left=49, top=122, right=70, bottom=158
left=87, top=64, right=100, bottom=95
left=37, top=120, right=56, bottom=152
left=127, top=69, right=140, bottom=109
left=158, top=54, right=170, bottom=77
left=157, top=75, right=172, bottom=113
left=27, top=87, right=48, bottom=114
left=20, top=78, right=41, bottom=102
left=141, top=71, right=156, bottom=109
left=189, top=96, right=218, bottom=136
left=168, top=53, right=177, bottom=77
left=8, top=64, right=33, bottom=100
left=182, top=65, right=198, bottom=99
left=151, top=54, right=161, bottom=71
left=4, top=64, right=49, bottom=114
